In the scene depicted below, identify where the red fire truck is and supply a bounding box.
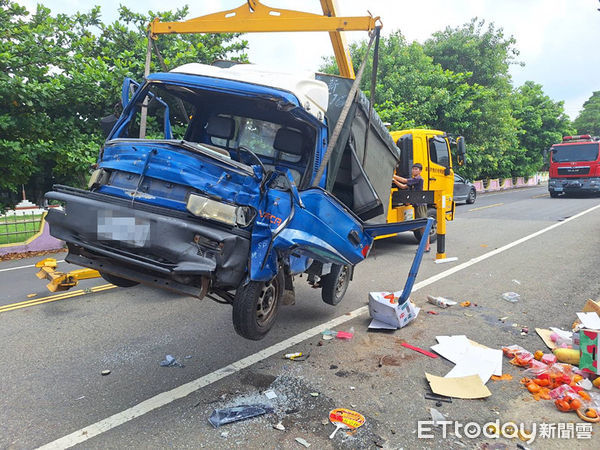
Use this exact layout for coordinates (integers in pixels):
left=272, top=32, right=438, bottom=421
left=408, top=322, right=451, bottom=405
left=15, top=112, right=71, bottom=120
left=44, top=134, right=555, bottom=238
left=548, top=135, right=600, bottom=197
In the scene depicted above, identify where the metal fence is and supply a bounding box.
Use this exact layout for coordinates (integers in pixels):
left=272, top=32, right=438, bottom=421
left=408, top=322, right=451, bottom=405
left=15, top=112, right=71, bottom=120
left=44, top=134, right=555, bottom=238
left=0, top=211, right=43, bottom=245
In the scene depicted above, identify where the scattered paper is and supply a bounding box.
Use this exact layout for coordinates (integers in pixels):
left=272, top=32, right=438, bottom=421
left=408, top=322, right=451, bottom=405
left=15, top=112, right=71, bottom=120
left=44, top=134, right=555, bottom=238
left=535, top=328, right=556, bottom=350
left=583, top=299, right=600, bottom=314
left=431, top=335, right=501, bottom=383
left=425, top=373, right=491, bottom=399
left=576, top=312, right=600, bottom=329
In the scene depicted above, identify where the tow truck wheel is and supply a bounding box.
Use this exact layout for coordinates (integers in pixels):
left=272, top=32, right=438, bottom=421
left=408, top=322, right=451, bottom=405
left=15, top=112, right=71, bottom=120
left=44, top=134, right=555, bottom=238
left=233, top=272, right=283, bottom=340
left=413, top=207, right=438, bottom=243
left=100, top=272, right=140, bottom=287
left=321, top=264, right=350, bottom=306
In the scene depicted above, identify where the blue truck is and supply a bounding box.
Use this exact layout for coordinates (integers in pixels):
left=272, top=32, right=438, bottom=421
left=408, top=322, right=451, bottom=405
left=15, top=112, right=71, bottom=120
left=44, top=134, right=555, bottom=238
left=45, top=63, right=428, bottom=339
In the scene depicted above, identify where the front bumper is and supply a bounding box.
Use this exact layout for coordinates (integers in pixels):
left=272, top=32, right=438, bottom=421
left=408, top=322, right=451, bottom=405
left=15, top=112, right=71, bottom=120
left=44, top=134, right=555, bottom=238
left=45, top=186, right=250, bottom=296
left=548, top=177, right=600, bottom=193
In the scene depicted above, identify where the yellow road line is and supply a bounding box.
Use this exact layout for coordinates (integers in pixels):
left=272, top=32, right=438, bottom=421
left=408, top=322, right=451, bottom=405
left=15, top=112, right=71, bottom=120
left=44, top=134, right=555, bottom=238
left=468, top=202, right=504, bottom=212
left=532, top=193, right=550, bottom=198
left=0, top=284, right=116, bottom=313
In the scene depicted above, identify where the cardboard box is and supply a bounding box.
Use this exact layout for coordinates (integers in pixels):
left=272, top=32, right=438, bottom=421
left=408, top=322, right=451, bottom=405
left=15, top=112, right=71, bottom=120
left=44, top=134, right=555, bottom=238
left=579, top=328, right=599, bottom=374
left=368, top=291, right=420, bottom=330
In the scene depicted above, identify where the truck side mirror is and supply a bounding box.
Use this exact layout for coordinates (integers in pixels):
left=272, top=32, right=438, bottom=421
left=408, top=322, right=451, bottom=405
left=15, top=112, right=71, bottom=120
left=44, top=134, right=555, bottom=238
left=456, top=136, right=466, bottom=166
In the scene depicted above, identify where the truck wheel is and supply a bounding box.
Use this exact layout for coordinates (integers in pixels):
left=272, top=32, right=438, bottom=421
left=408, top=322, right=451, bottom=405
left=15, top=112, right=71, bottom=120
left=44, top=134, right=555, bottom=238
left=100, top=272, right=140, bottom=287
left=550, top=191, right=559, bottom=198
left=466, top=188, right=476, bottom=204
left=233, top=272, right=283, bottom=340
left=413, top=208, right=438, bottom=243
left=321, top=264, right=350, bottom=306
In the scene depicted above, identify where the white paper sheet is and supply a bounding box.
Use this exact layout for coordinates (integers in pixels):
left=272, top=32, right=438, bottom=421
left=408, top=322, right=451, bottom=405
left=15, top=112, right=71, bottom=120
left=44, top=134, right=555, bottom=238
left=577, top=312, right=600, bottom=329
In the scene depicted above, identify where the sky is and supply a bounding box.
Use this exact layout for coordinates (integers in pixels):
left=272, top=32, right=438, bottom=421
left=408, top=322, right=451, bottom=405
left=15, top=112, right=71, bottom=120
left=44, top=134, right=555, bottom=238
left=15, top=0, right=600, bottom=119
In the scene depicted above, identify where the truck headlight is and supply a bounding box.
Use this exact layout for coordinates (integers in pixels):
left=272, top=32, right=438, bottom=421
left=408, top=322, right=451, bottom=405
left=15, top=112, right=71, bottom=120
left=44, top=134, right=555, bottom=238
left=186, top=193, right=253, bottom=227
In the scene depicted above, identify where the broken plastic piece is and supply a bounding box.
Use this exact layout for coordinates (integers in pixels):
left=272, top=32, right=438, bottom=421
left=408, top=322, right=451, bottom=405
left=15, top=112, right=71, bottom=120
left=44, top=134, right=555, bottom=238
left=284, top=352, right=308, bottom=361
left=427, top=295, right=457, bottom=308
left=295, top=437, right=311, bottom=447
left=329, top=408, right=365, bottom=439
left=459, top=301, right=471, bottom=307
left=264, top=390, right=277, bottom=399
left=429, top=407, right=446, bottom=426
left=501, top=292, right=520, bottom=303
left=401, top=342, right=438, bottom=359
left=101, top=370, right=111, bottom=376
left=424, top=392, right=453, bottom=403
left=336, top=329, right=354, bottom=340
left=160, top=354, right=184, bottom=368
left=273, top=421, right=285, bottom=431
left=208, top=404, right=274, bottom=428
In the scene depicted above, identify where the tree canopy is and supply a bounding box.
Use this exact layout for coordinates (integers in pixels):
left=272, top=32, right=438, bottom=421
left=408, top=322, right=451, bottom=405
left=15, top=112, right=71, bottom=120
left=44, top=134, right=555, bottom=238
left=573, top=91, right=600, bottom=136
left=321, top=19, right=572, bottom=180
left=0, top=1, right=247, bottom=209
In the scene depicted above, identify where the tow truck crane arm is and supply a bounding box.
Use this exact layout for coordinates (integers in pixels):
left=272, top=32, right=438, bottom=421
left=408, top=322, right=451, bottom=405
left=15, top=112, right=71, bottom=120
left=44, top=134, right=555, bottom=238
left=148, top=0, right=381, bottom=79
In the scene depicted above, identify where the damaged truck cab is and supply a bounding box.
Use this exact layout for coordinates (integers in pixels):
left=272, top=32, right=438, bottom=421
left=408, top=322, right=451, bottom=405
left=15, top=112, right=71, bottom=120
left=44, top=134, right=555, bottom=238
left=46, top=63, right=425, bottom=340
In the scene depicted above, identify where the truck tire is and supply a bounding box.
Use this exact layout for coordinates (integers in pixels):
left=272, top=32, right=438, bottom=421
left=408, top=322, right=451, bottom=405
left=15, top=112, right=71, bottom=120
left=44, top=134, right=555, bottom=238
left=100, top=272, right=140, bottom=287
left=233, top=272, right=283, bottom=340
left=413, top=207, right=438, bottom=243
left=550, top=191, right=559, bottom=198
left=321, top=264, right=350, bottom=306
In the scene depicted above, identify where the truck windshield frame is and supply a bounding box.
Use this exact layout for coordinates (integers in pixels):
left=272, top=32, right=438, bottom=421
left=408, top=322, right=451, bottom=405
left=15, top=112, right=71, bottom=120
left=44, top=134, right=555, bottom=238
left=551, top=144, right=599, bottom=163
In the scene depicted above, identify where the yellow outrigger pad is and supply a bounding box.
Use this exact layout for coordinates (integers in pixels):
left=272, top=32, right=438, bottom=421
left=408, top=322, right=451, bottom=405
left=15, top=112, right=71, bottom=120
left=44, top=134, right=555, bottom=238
left=35, top=258, right=100, bottom=292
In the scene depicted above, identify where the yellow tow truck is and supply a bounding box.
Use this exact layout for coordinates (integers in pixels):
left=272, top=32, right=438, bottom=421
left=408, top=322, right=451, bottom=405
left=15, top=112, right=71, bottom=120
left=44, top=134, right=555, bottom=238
left=377, top=129, right=466, bottom=259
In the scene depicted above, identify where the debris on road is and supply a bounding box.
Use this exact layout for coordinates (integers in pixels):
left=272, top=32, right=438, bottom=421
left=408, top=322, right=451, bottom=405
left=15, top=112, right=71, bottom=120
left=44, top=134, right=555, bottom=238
left=101, top=369, right=111, bottom=376
left=459, top=301, right=471, bottom=307
left=208, top=404, right=274, bottom=428
left=263, top=390, right=277, bottom=400
left=432, top=335, right=502, bottom=384
left=273, top=421, right=285, bottom=431
left=426, top=295, right=457, bottom=308
left=328, top=408, right=365, bottom=439
left=425, top=373, right=492, bottom=399
left=284, top=352, right=308, bottom=361
left=159, top=354, right=184, bottom=368
left=295, top=437, right=311, bottom=447
left=400, top=342, right=438, bottom=359
left=429, top=407, right=447, bottom=426
left=501, top=292, right=520, bottom=303
left=368, top=291, right=420, bottom=330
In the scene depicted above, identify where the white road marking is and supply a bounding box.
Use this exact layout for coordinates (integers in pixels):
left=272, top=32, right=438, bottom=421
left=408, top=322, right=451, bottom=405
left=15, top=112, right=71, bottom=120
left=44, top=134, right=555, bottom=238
left=37, top=202, right=600, bottom=449
left=0, top=260, right=64, bottom=273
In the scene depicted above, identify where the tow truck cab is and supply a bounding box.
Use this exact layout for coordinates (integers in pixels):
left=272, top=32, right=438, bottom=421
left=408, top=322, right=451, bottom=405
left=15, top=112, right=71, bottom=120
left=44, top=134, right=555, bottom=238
left=548, top=135, right=600, bottom=197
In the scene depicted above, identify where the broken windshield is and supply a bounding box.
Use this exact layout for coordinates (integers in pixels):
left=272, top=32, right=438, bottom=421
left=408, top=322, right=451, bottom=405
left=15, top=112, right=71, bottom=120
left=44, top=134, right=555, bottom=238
left=551, top=144, right=599, bottom=163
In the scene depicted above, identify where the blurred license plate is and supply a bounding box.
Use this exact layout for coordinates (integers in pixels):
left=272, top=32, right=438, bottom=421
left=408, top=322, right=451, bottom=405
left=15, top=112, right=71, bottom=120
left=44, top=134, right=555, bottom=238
left=97, top=211, right=150, bottom=247
left=554, top=187, right=563, bottom=192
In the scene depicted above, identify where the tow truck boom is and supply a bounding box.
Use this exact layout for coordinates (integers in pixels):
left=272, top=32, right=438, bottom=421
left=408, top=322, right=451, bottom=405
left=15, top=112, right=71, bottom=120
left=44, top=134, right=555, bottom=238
left=149, top=0, right=381, bottom=79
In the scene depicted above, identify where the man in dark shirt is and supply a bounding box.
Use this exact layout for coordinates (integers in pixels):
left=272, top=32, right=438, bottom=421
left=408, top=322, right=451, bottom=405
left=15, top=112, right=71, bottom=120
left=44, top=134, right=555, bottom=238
left=392, top=163, right=430, bottom=252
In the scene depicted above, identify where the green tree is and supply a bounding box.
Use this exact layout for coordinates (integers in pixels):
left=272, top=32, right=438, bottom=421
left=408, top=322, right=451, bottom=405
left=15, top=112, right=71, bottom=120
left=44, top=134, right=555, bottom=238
left=573, top=91, right=600, bottom=136
left=423, top=19, right=522, bottom=179
left=0, top=2, right=248, bottom=209
left=511, top=81, right=573, bottom=176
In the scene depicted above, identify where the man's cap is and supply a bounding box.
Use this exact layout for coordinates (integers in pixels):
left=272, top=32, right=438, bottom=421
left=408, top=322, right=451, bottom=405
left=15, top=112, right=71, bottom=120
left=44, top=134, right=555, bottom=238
left=412, top=163, right=423, bottom=170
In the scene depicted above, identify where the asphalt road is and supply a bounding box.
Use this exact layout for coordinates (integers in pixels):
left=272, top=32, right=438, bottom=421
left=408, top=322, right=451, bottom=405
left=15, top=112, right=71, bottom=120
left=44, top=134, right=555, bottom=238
left=2, top=184, right=600, bottom=449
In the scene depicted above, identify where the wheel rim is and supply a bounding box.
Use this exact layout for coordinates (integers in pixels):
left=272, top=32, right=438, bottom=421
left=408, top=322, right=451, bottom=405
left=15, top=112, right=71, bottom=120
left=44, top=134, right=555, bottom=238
left=469, top=190, right=475, bottom=202
left=256, top=279, right=279, bottom=325
left=335, top=266, right=348, bottom=297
